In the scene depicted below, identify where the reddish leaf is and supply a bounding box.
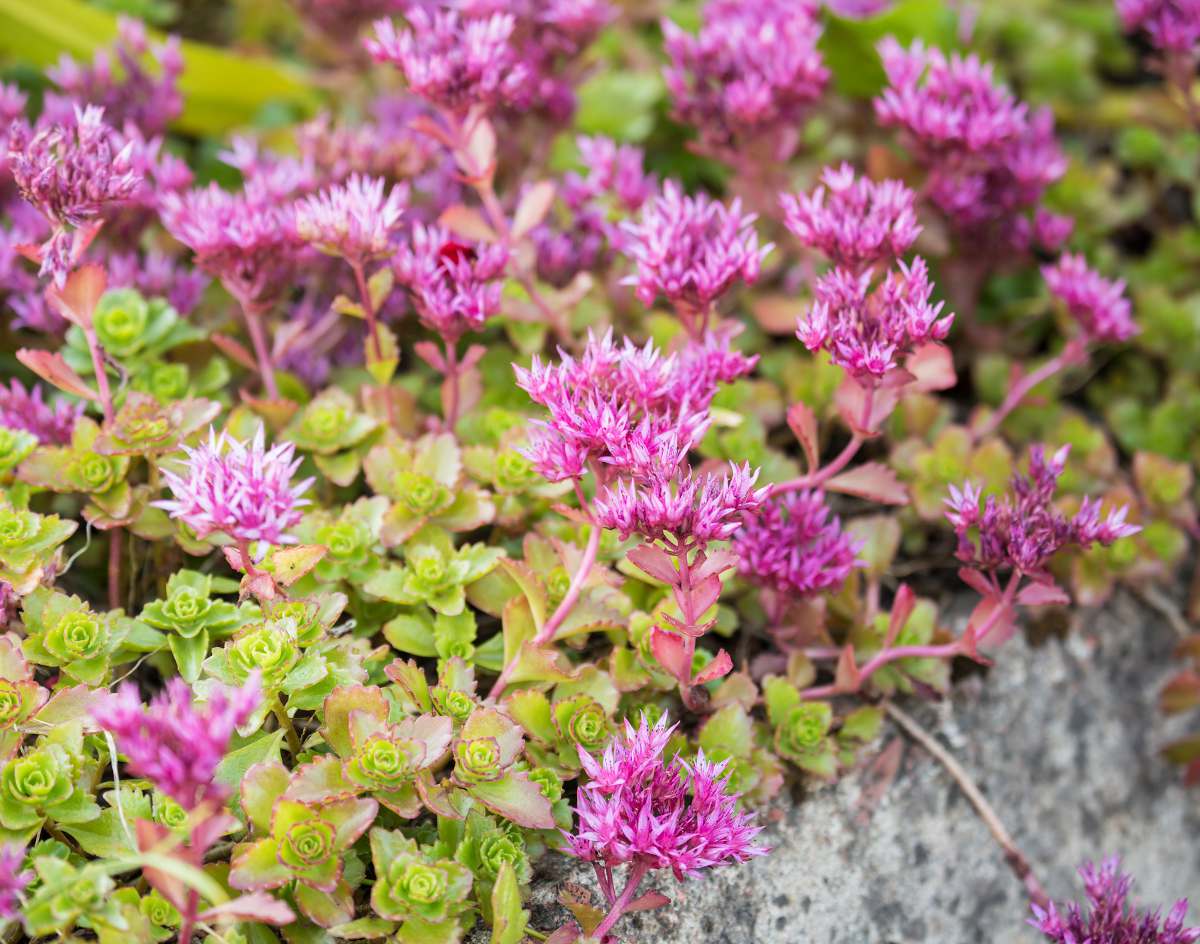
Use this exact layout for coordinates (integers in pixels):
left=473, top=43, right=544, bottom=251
left=907, top=343, right=957, bottom=392
left=787, top=402, right=819, bottom=473
left=546, top=922, right=582, bottom=944
left=458, top=115, right=496, bottom=184
left=834, top=644, right=860, bottom=692
left=826, top=463, right=908, bottom=505
left=45, top=262, right=107, bottom=328
left=967, top=595, right=1017, bottom=651
left=627, top=543, right=678, bottom=584
left=650, top=627, right=691, bottom=686
left=882, top=584, right=916, bottom=648
left=511, top=180, right=556, bottom=241
left=684, top=573, right=722, bottom=618
left=692, top=648, right=732, bottom=685
left=438, top=204, right=498, bottom=243
left=16, top=348, right=98, bottom=401
left=1162, top=734, right=1200, bottom=766
left=461, top=344, right=488, bottom=372
left=835, top=374, right=899, bottom=435
left=413, top=340, right=447, bottom=372
left=409, top=114, right=454, bottom=147
left=626, top=891, right=671, bottom=913
left=690, top=548, right=738, bottom=582
left=749, top=293, right=800, bottom=335
left=210, top=333, right=260, bottom=372
left=199, top=893, right=296, bottom=926
left=1017, top=580, right=1070, bottom=607
left=1160, top=671, right=1200, bottom=715
left=957, top=567, right=995, bottom=598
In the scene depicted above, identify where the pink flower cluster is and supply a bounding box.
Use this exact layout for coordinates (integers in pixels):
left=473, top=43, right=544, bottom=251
left=733, top=490, right=861, bottom=598
left=296, top=173, right=408, bottom=266
left=594, top=462, right=765, bottom=546
left=155, top=426, right=314, bottom=546
left=1042, top=253, right=1137, bottom=345
left=516, top=329, right=754, bottom=483
left=663, top=0, right=828, bottom=152
left=781, top=162, right=922, bottom=271
left=1031, top=857, right=1200, bottom=944
left=0, top=380, right=82, bottom=446
left=945, top=445, right=1139, bottom=578
left=7, top=105, right=139, bottom=283
left=874, top=39, right=1071, bottom=254
left=367, top=11, right=529, bottom=115
left=106, top=248, right=209, bottom=317
left=567, top=714, right=767, bottom=879
left=0, top=845, right=30, bottom=921
left=1116, top=0, right=1200, bottom=55
left=799, top=256, right=953, bottom=380
left=622, top=182, right=770, bottom=322
left=46, top=16, right=183, bottom=138
left=94, top=676, right=262, bottom=809
left=393, top=223, right=509, bottom=343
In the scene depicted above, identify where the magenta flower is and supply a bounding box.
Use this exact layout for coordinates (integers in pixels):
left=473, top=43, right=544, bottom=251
left=45, top=16, right=183, bottom=137
left=366, top=10, right=529, bottom=114
left=104, top=248, right=209, bottom=317
left=945, top=445, right=1139, bottom=578
left=161, top=182, right=303, bottom=312
left=0, top=380, right=81, bottom=446
left=0, top=845, right=30, bottom=921
left=155, top=426, right=314, bottom=547
left=663, top=0, right=828, bottom=152
left=296, top=173, right=408, bottom=266
left=1116, top=0, right=1200, bottom=55
left=781, top=164, right=921, bottom=271
left=1031, top=857, right=1200, bottom=944
left=393, top=223, right=509, bottom=344
left=622, top=182, right=770, bottom=325
left=94, top=676, right=262, bottom=809
left=799, top=257, right=954, bottom=381
left=7, top=105, right=139, bottom=283
left=566, top=714, right=767, bottom=938
left=594, top=462, right=767, bottom=547
left=572, top=136, right=657, bottom=215
left=1042, top=253, right=1137, bottom=345
left=733, top=491, right=861, bottom=598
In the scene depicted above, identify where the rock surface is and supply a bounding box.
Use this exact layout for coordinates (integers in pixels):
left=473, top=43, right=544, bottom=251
left=509, top=591, right=1200, bottom=943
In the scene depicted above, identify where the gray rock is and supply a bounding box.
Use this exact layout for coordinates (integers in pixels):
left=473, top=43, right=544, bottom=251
left=505, top=592, right=1200, bottom=943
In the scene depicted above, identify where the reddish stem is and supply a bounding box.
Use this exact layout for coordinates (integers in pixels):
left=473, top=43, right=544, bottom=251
left=241, top=305, right=280, bottom=400
left=591, top=860, right=651, bottom=942
left=107, top=527, right=123, bottom=611
left=83, top=327, right=114, bottom=424
left=770, top=433, right=864, bottom=497
left=351, top=259, right=384, bottom=363
left=974, top=344, right=1085, bottom=442
left=442, top=339, right=460, bottom=430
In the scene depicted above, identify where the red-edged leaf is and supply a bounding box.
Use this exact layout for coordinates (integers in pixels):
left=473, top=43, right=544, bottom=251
left=626, top=891, right=671, bottom=913
left=409, top=114, right=454, bottom=147
left=957, top=567, right=994, bottom=598
left=1161, top=671, right=1200, bottom=715
left=834, top=644, right=860, bottom=692
left=826, top=463, right=908, bottom=505
left=45, top=263, right=107, bottom=328
left=627, top=543, right=678, bottom=584
left=468, top=771, right=555, bottom=829
left=968, top=595, right=1017, bottom=651
left=906, top=343, right=957, bottom=392
left=438, top=204, right=498, bottom=243
left=460, top=343, right=488, bottom=372
left=882, top=584, right=916, bottom=648
left=650, top=627, right=692, bottom=685
left=685, top=573, right=722, bottom=617
left=511, top=180, right=556, bottom=241
left=199, top=893, right=296, bottom=926
left=692, top=648, right=732, bottom=685
left=835, top=374, right=899, bottom=435
left=1017, top=580, right=1070, bottom=607
left=458, top=115, right=496, bottom=184
left=16, top=349, right=99, bottom=401
left=691, top=548, right=739, bottom=582
left=546, top=923, right=582, bottom=944
left=413, top=340, right=447, bottom=372
left=787, top=402, right=819, bottom=473
left=210, top=333, right=260, bottom=372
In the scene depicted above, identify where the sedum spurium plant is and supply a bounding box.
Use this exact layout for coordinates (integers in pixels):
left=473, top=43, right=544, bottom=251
left=0, top=0, right=1193, bottom=940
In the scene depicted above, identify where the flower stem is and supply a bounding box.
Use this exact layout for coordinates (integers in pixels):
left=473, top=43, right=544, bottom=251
left=592, top=861, right=651, bottom=942
left=442, top=339, right=460, bottom=430
left=770, top=433, right=864, bottom=497
left=177, top=888, right=200, bottom=944
left=487, top=522, right=602, bottom=700
left=350, top=260, right=384, bottom=363
left=974, top=346, right=1083, bottom=442
left=885, top=701, right=1048, bottom=907
left=83, top=327, right=114, bottom=424
left=107, top=526, right=123, bottom=611
left=273, top=695, right=301, bottom=756
left=241, top=304, right=280, bottom=400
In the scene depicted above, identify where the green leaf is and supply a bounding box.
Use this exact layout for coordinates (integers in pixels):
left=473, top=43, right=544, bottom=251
left=489, top=861, right=528, bottom=944
left=216, top=730, right=287, bottom=816
left=468, top=771, right=554, bottom=830
left=0, top=0, right=320, bottom=135
left=383, top=612, right=438, bottom=658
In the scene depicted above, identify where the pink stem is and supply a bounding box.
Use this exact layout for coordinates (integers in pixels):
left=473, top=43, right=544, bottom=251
left=241, top=305, right=280, bottom=400
left=107, top=527, right=122, bottom=611
left=351, top=260, right=383, bottom=362
left=83, top=328, right=114, bottom=424
left=591, top=861, right=650, bottom=942
left=770, top=433, right=864, bottom=497
left=487, top=522, right=602, bottom=700
left=974, top=348, right=1082, bottom=442
left=442, top=339, right=460, bottom=430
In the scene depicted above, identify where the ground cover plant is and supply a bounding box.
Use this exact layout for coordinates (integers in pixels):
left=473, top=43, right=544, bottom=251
left=0, top=0, right=1197, bottom=940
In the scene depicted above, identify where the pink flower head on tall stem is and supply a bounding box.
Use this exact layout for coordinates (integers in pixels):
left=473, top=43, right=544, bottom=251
left=154, top=426, right=314, bottom=547
left=733, top=490, right=861, bottom=597
left=93, top=676, right=262, bottom=809
left=781, top=163, right=921, bottom=271
left=296, top=173, right=408, bottom=267
left=663, top=0, right=828, bottom=152
left=1041, top=253, right=1137, bottom=345
left=393, top=223, right=508, bottom=344
left=7, top=105, right=139, bottom=283
left=1031, top=856, right=1200, bottom=944
left=366, top=10, right=529, bottom=114
left=567, top=714, right=768, bottom=879
left=945, top=445, right=1139, bottom=579
left=799, top=256, right=953, bottom=381
left=622, top=182, right=770, bottom=327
